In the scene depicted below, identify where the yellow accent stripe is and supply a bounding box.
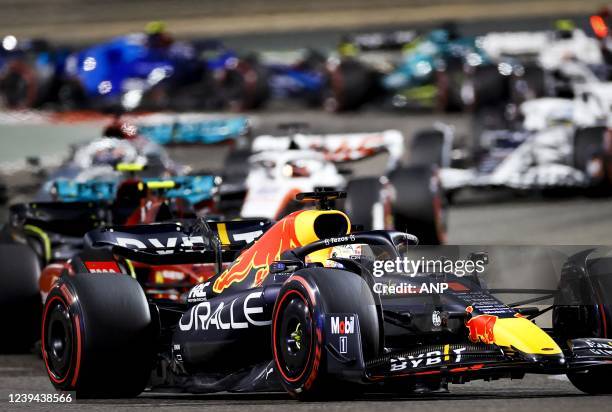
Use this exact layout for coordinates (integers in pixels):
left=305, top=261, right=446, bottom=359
left=23, top=224, right=51, bottom=263
left=217, top=223, right=230, bottom=245
left=146, top=181, right=176, bottom=190
left=443, top=344, right=450, bottom=361
left=124, top=259, right=136, bottom=279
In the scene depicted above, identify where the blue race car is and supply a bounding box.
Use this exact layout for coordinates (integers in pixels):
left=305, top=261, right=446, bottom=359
left=0, top=24, right=269, bottom=111
left=60, top=24, right=269, bottom=111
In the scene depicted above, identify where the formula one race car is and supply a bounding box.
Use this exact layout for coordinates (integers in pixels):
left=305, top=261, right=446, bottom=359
left=412, top=94, right=612, bottom=200
left=0, top=25, right=269, bottom=111
left=36, top=121, right=188, bottom=200
left=40, top=192, right=612, bottom=399
left=326, top=25, right=509, bottom=112
left=479, top=20, right=606, bottom=100
left=224, top=126, right=446, bottom=244
left=0, top=173, right=224, bottom=352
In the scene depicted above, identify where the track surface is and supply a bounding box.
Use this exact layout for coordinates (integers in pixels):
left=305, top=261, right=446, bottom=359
left=0, top=354, right=608, bottom=412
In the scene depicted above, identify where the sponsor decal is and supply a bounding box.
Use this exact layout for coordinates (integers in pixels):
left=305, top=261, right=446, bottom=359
left=187, top=282, right=209, bottom=302
left=323, top=234, right=355, bottom=246
left=432, top=311, right=442, bottom=327
left=465, top=306, right=497, bottom=344
left=179, top=291, right=271, bottom=331
left=339, top=336, right=348, bottom=354
left=331, top=316, right=355, bottom=335
left=116, top=236, right=206, bottom=254
left=583, top=339, right=612, bottom=356
left=390, top=346, right=466, bottom=372
left=84, top=261, right=121, bottom=273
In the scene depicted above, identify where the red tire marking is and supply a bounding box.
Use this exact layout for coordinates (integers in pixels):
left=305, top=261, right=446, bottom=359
left=70, top=313, right=82, bottom=388
left=273, top=289, right=313, bottom=383
left=42, top=296, right=71, bottom=385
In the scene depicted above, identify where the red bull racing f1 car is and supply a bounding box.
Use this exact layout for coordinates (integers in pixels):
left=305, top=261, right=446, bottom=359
left=41, top=191, right=612, bottom=399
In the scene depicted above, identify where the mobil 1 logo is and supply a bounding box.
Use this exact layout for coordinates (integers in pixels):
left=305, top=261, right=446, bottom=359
left=325, top=314, right=364, bottom=372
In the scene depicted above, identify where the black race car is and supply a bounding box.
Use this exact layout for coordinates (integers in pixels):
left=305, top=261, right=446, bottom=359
left=41, top=192, right=612, bottom=399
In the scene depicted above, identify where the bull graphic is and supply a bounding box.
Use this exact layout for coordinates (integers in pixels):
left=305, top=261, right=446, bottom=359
left=465, top=305, right=497, bottom=344
left=213, top=213, right=302, bottom=293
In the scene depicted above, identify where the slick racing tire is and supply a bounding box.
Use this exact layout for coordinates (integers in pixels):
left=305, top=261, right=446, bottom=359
left=222, top=148, right=252, bottom=184
left=573, top=126, right=612, bottom=195
left=0, top=60, right=39, bottom=109
left=436, top=57, right=465, bottom=112
left=568, top=367, right=612, bottom=394
left=42, top=273, right=155, bottom=398
left=272, top=268, right=380, bottom=400
left=324, top=59, right=374, bottom=112
left=472, top=63, right=508, bottom=110
left=57, top=79, right=88, bottom=111
left=510, top=62, right=547, bottom=103
left=389, top=165, right=447, bottom=245
left=0, top=244, right=42, bottom=352
left=345, top=177, right=389, bottom=230
left=409, top=129, right=447, bottom=167
left=221, top=58, right=270, bottom=111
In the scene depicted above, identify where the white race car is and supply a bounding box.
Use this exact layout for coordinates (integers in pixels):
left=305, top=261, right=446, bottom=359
left=480, top=23, right=606, bottom=99
left=225, top=128, right=447, bottom=244
left=411, top=92, right=612, bottom=199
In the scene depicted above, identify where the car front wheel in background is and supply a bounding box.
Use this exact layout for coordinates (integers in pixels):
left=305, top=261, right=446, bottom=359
left=389, top=165, right=447, bottom=245
left=0, top=244, right=42, bottom=353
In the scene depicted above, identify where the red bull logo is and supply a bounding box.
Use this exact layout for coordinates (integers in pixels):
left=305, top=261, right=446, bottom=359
left=465, top=306, right=497, bottom=344
left=212, top=213, right=302, bottom=293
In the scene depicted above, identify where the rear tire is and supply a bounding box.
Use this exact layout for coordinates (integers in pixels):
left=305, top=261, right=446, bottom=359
left=573, top=126, right=612, bottom=196
left=0, top=244, right=42, bottom=352
left=42, top=273, right=155, bottom=397
left=436, top=57, right=465, bottom=112
left=0, top=60, right=39, bottom=109
left=222, top=58, right=270, bottom=111
left=345, top=177, right=389, bottom=230
left=409, top=129, right=447, bottom=167
left=272, top=268, right=379, bottom=400
left=389, top=165, right=447, bottom=245
left=324, top=59, right=374, bottom=112
left=472, top=64, right=508, bottom=110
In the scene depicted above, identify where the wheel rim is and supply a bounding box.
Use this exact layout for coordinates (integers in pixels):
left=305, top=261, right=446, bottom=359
left=44, top=299, right=73, bottom=380
left=274, top=291, right=313, bottom=381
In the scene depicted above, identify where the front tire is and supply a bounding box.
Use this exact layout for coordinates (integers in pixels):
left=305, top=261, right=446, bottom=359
left=272, top=268, right=379, bottom=400
left=568, top=367, right=612, bottom=394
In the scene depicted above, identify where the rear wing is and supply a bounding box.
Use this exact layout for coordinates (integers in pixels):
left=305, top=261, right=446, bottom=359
left=9, top=201, right=110, bottom=237
left=343, top=30, right=418, bottom=51
left=136, top=114, right=250, bottom=145
left=51, top=175, right=219, bottom=205
left=478, top=31, right=551, bottom=59
left=251, top=130, right=405, bottom=171
left=85, top=218, right=271, bottom=266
